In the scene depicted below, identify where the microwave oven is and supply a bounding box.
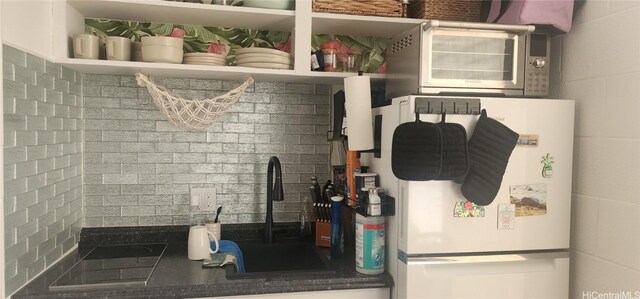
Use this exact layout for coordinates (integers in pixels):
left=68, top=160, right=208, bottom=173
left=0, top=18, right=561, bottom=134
left=386, top=20, right=550, bottom=99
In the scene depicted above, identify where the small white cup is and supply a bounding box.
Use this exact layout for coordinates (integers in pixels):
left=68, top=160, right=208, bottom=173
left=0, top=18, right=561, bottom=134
left=106, top=36, right=132, bottom=61
left=188, top=225, right=219, bottom=260
left=205, top=221, right=221, bottom=242
left=73, top=34, right=100, bottom=59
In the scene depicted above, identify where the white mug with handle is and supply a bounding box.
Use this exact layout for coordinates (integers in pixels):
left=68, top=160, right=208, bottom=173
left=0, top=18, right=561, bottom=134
left=188, top=225, right=219, bottom=260
left=106, top=36, right=132, bottom=61
left=73, top=34, right=100, bottom=59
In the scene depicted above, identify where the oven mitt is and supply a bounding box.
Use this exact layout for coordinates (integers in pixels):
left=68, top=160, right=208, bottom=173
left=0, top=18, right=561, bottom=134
left=392, top=112, right=442, bottom=181
left=435, top=114, right=469, bottom=181
left=461, top=109, right=519, bottom=206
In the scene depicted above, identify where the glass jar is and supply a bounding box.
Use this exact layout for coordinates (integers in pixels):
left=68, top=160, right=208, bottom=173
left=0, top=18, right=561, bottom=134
left=341, top=53, right=359, bottom=73
left=321, top=46, right=337, bottom=72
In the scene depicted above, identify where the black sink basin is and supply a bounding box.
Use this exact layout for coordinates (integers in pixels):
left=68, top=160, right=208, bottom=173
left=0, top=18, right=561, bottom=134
left=226, top=239, right=335, bottom=279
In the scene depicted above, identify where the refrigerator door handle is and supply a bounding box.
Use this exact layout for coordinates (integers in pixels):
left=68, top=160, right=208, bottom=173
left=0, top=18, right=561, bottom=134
left=407, top=251, right=569, bottom=266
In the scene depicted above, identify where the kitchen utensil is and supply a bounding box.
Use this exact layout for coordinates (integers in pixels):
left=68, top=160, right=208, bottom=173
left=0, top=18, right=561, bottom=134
left=435, top=113, right=469, bottom=181
left=235, top=47, right=290, bottom=58
left=73, top=34, right=100, bottom=59
left=214, top=205, right=222, bottom=223
left=205, top=221, right=221, bottom=241
left=106, top=36, right=132, bottom=61
left=391, top=111, right=442, bottom=181
left=141, top=36, right=184, bottom=64
left=461, top=109, right=519, bottom=206
left=184, top=52, right=226, bottom=59
left=310, top=186, right=322, bottom=221
left=235, top=62, right=292, bottom=69
left=236, top=55, right=292, bottom=64
left=182, top=61, right=225, bottom=66
left=188, top=225, right=219, bottom=260
left=322, top=180, right=332, bottom=202
left=183, top=59, right=226, bottom=65
left=183, top=58, right=226, bottom=65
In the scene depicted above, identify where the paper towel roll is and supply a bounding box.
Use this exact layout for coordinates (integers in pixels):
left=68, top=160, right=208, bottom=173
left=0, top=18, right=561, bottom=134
left=344, top=75, right=374, bottom=151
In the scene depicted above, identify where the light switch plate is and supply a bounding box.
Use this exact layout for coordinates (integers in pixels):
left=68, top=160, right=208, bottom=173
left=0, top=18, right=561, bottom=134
left=191, top=187, right=217, bottom=212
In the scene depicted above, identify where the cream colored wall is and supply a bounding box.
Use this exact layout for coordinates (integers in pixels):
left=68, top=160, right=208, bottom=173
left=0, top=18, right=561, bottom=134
left=1, top=0, right=52, bottom=60
left=558, top=1, right=640, bottom=297
left=0, top=1, right=5, bottom=297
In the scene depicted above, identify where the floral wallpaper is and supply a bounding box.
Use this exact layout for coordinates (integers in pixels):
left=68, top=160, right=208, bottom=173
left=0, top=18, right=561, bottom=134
left=85, top=18, right=388, bottom=73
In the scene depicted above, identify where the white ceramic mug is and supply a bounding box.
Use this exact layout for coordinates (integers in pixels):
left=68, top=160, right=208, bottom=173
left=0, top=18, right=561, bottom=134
left=205, top=221, right=221, bottom=242
left=73, top=34, right=100, bottom=59
left=188, top=225, right=219, bottom=260
left=106, top=36, right=132, bottom=61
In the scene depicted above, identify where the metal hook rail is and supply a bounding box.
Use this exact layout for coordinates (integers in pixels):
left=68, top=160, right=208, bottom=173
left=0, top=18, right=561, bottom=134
left=414, top=97, right=482, bottom=115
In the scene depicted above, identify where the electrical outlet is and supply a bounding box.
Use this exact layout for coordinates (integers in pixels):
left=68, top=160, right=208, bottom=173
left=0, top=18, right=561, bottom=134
left=191, top=187, right=217, bottom=212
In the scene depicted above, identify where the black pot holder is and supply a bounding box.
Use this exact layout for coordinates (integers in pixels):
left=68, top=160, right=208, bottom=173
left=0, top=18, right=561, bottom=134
left=435, top=113, right=469, bottom=181
left=461, top=109, right=519, bottom=206
left=392, top=111, right=442, bottom=181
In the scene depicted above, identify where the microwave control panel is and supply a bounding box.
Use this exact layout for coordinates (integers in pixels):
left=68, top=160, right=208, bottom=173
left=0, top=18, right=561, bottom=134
left=524, top=33, right=550, bottom=97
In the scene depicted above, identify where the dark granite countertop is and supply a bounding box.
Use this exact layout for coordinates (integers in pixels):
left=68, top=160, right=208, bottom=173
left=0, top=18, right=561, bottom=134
left=12, top=224, right=393, bottom=299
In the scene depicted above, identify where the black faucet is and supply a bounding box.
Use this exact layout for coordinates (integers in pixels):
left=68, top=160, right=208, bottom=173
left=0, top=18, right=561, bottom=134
left=265, top=156, right=284, bottom=243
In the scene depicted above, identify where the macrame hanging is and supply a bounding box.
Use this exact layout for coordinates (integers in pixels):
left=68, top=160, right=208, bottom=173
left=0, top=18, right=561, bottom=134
left=135, top=72, right=254, bottom=131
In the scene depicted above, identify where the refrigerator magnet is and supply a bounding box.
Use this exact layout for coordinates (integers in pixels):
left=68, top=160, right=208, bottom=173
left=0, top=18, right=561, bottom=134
left=517, top=134, right=539, bottom=146
left=541, top=153, right=554, bottom=178
left=497, top=204, right=516, bottom=230
left=453, top=201, right=485, bottom=218
left=509, top=183, right=547, bottom=217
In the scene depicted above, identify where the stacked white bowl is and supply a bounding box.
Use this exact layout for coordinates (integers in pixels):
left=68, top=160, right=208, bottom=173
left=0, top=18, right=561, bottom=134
left=141, top=36, right=184, bottom=64
left=235, top=48, right=292, bottom=70
left=182, top=53, right=227, bottom=66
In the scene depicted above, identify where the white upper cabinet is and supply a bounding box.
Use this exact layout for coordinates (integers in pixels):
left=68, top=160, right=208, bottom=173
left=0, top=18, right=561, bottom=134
left=50, top=0, right=425, bottom=83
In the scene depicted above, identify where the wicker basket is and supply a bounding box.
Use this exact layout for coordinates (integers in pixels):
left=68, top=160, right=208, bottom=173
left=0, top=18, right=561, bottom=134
left=312, top=0, right=403, bottom=18
left=408, top=0, right=482, bottom=22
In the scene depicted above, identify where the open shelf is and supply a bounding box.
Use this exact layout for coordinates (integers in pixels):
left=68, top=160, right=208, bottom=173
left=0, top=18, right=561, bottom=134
left=311, top=12, right=423, bottom=38
left=51, top=0, right=402, bottom=84
left=68, top=0, right=295, bottom=32
left=60, top=58, right=386, bottom=84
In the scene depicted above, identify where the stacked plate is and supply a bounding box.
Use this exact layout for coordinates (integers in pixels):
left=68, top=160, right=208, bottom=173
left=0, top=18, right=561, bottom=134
left=235, top=48, right=292, bottom=70
left=183, top=53, right=226, bottom=66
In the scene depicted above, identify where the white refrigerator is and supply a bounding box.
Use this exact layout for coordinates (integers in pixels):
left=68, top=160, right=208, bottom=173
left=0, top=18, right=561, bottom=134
left=362, top=96, right=574, bottom=299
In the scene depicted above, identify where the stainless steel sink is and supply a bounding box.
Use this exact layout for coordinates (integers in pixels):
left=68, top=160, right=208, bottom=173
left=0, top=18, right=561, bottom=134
left=226, top=239, right=335, bottom=279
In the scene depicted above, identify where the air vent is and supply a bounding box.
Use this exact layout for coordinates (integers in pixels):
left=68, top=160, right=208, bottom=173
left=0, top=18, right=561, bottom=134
left=391, top=34, right=413, bottom=53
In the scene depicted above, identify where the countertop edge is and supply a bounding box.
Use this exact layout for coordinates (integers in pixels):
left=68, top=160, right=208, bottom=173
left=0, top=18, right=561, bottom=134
left=13, top=275, right=392, bottom=299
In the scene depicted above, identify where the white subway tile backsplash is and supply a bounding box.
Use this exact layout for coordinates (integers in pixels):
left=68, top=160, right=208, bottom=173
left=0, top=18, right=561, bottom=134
left=172, top=174, right=207, bottom=184
left=571, top=251, right=640, bottom=296
left=138, top=174, right=173, bottom=185
left=103, top=174, right=138, bottom=184
left=189, top=78, right=223, bottom=90
left=573, top=138, right=640, bottom=204
left=563, top=1, right=640, bottom=296
left=571, top=195, right=599, bottom=255
left=190, top=164, right=223, bottom=174
left=596, top=200, right=640, bottom=270
left=563, top=7, right=640, bottom=82
left=609, top=0, right=640, bottom=13
left=189, top=142, right=223, bottom=153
